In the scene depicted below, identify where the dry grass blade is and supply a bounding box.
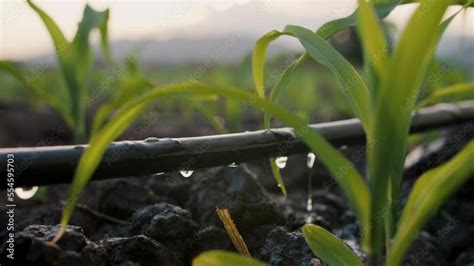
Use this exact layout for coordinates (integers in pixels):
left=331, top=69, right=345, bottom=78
left=216, top=208, right=251, bottom=257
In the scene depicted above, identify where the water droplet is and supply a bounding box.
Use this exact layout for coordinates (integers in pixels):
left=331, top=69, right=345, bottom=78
left=340, top=145, right=348, bottom=150
left=180, top=170, right=194, bottom=178
left=144, top=137, right=160, bottom=142
left=275, top=156, right=288, bottom=169
left=277, top=184, right=282, bottom=188
left=306, top=152, right=315, bottom=224
left=307, top=152, right=316, bottom=168
left=310, top=258, right=322, bottom=266
left=306, top=197, right=313, bottom=212
left=228, top=162, right=238, bottom=168
left=15, top=186, right=39, bottom=200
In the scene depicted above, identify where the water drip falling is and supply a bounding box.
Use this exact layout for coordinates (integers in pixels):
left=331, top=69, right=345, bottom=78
left=306, top=197, right=313, bottom=212
left=275, top=156, right=288, bottom=169
left=305, top=152, right=316, bottom=223
left=179, top=170, right=194, bottom=178
left=15, top=186, right=39, bottom=200
left=228, top=162, right=238, bottom=168
left=307, top=152, right=316, bottom=168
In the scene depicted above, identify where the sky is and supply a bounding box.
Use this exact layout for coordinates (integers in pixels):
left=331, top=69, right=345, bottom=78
left=1, top=0, right=473, bottom=60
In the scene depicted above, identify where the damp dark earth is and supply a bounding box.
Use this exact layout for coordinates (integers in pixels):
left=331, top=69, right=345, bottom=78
left=1, top=125, right=473, bottom=266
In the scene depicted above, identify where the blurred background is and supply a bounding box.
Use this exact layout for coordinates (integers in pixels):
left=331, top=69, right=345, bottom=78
left=1, top=0, right=473, bottom=147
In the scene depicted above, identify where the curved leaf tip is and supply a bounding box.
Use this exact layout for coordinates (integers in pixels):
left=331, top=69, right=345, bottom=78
left=192, top=251, right=267, bottom=266
left=303, top=224, right=363, bottom=266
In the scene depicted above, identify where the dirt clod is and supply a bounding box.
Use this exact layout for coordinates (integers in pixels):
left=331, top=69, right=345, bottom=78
left=186, top=167, right=285, bottom=230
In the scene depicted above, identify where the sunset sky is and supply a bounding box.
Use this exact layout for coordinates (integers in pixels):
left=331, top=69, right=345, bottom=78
left=1, top=0, right=473, bottom=60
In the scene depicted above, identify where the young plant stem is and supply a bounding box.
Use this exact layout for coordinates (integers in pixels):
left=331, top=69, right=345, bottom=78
left=367, top=253, right=382, bottom=266
left=74, top=118, right=86, bottom=144
left=384, top=180, right=394, bottom=260
left=69, top=83, right=86, bottom=143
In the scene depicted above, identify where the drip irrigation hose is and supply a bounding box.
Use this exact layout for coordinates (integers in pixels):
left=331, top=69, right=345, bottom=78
left=1, top=102, right=473, bottom=188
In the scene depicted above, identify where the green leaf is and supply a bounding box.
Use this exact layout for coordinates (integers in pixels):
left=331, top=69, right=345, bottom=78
left=26, top=0, right=69, bottom=58
left=189, top=102, right=228, bottom=134
left=55, top=83, right=370, bottom=243
left=257, top=24, right=375, bottom=199
left=263, top=54, right=305, bottom=128
left=91, top=54, right=153, bottom=135
left=253, top=36, right=293, bottom=194
left=192, top=251, right=267, bottom=266
left=257, top=0, right=401, bottom=127
left=368, top=0, right=450, bottom=253
left=26, top=0, right=75, bottom=104
left=270, top=158, right=287, bottom=197
left=91, top=51, right=228, bottom=136
left=377, top=0, right=451, bottom=112
left=356, top=0, right=389, bottom=84
left=253, top=31, right=296, bottom=197
left=225, top=98, right=243, bottom=132
left=387, top=141, right=474, bottom=266
left=28, top=1, right=112, bottom=142
left=252, top=30, right=282, bottom=98
left=253, top=0, right=401, bottom=197
left=283, top=25, right=371, bottom=131
left=317, top=0, right=401, bottom=40
left=383, top=0, right=467, bottom=242
left=402, top=0, right=474, bottom=6
left=417, top=83, right=474, bottom=108
left=91, top=104, right=115, bottom=136
left=0, top=60, right=73, bottom=127
left=303, top=224, right=363, bottom=266
left=71, top=4, right=112, bottom=86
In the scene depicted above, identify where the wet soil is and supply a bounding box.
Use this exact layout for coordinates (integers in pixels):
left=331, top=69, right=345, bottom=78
left=0, top=106, right=473, bottom=265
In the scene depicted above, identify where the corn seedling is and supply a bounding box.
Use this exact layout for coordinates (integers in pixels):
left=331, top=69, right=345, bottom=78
left=0, top=1, right=229, bottom=143
left=0, top=1, right=167, bottom=144
left=195, top=0, right=474, bottom=265
left=0, top=1, right=114, bottom=143
left=16, top=0, right=470, bottom=265
left=252, top=0, right=400, bottom=196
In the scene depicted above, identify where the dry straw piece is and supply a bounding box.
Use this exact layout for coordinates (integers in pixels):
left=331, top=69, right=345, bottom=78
left=216, top=207, right=251, bottom=257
